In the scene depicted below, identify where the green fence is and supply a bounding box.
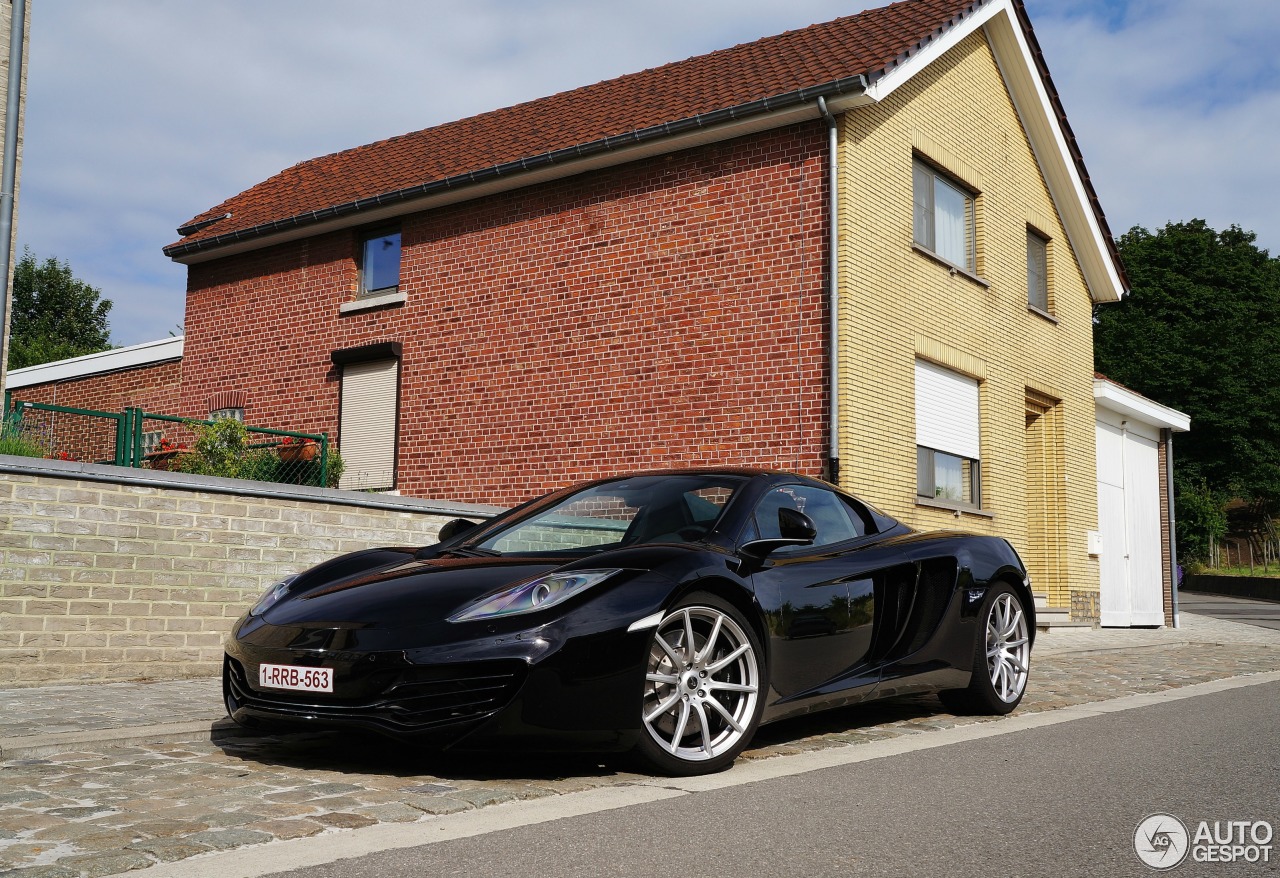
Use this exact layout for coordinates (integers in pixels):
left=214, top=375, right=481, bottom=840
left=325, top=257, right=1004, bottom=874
left=4, top=399, right=332, bottom=487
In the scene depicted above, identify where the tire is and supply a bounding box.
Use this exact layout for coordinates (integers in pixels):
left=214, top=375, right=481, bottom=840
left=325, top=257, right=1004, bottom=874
left=939, top=583, right=1031, bottom=715
left=632, top=592, right=766, bottom=775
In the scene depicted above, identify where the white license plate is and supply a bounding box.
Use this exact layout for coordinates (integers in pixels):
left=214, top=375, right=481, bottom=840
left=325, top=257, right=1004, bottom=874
left=258, top=663, right=334, bottom=693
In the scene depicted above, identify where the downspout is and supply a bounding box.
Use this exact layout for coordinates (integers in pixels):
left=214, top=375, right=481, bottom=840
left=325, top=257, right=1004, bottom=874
left=816, top=95, right=840, bottom=485
left=0, top=0, right=28, bottom=395
left=1164, top=427, right=1180, bottom=628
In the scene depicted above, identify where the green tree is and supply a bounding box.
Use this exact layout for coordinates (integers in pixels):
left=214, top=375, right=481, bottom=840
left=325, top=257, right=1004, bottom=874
left=6, top=249, right=113, bottom=369
left=1094, top=220, right=1280, bottom=558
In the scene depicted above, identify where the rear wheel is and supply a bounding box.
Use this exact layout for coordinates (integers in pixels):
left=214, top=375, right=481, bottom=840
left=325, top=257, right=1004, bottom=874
left=939, top=583, right=1030, bottom=715
left=633, top=592, right=765, bottom=775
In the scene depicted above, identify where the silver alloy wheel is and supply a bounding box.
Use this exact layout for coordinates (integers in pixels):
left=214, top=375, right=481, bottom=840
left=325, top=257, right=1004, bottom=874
left=642, top=605, right=760, bottom=762
left=986, top=591, right=1030, bottom=702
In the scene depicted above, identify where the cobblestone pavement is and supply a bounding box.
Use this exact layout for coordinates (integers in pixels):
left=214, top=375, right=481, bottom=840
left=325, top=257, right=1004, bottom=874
left=2, top=613, right=1278, bottom=878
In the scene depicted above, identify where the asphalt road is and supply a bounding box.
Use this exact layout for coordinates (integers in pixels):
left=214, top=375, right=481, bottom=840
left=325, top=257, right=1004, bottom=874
left=247, top=679, right=1280, bottom=878
left=1181, top=590, right=1280, bottom=632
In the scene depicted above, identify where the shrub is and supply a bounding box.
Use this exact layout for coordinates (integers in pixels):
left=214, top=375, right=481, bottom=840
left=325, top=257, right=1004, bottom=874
left=1176, top=480, right=1228, bottom=565
left=171, top=418, right=275, bottom=481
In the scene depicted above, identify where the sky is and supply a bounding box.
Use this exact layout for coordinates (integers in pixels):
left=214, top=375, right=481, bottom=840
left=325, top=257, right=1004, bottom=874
left=14, top=0, right=1280, bottom=348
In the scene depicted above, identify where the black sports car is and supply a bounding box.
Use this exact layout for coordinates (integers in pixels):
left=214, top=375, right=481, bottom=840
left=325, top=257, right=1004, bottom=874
left=224, top=469, right=1034, bottom=775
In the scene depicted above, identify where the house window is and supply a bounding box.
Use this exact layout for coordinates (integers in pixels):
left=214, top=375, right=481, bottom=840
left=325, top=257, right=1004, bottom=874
left=360, top=228, right=401, bottom=297
left=1027, top=229, right=1050, bottom=313
left=913, top=159, right=975, bottom=272
left=915, top=360, right=981, bottom=507
left=336, top=351, right=400, bottom=491
left=209, top=407, right=244, bottom=422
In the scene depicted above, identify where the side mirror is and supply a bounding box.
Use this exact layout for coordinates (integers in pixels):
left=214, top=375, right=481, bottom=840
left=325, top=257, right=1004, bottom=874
left=778, top=507, right=818, bottom=542
left=739, top=508, right=818, bottom=558
left=437, top=518, right=480, bottom=542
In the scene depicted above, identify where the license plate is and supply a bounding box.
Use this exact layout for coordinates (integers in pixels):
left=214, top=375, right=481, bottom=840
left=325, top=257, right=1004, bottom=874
left=258, top=663, right=333, bottom=693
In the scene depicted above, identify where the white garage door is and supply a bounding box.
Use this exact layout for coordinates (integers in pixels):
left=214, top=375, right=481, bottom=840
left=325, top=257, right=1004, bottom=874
left=1096, top=418, right=1164, bottom=627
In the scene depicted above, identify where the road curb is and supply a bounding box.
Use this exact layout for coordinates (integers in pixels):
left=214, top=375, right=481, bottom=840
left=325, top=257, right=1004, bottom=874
left=0, top=717, right=236, bottom=760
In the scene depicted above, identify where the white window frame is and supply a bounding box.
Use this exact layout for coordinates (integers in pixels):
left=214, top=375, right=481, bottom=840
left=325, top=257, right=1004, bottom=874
left=915, top=360, right=981, bottom=508
left=913, top=158, right=976, bottom=273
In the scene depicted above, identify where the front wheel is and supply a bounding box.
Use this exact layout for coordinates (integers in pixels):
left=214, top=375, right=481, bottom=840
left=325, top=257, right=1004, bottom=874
left=939, top=583, right=1031, bottom=715
left=633, top=592, right=765, bottom=775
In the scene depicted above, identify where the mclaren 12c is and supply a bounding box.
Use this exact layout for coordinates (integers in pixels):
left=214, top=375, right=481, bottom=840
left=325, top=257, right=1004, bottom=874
left=223, top=469, right=1034, bottom=775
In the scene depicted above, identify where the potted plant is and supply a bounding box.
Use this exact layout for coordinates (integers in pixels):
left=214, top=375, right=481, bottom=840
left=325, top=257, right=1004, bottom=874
left=277, top=435, right=320, bottom=463
left=145, top=437, right=190, bottom=470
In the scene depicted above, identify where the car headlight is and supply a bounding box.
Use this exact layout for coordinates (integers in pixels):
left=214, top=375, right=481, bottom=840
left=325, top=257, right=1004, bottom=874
left=251, top=575, right=298, bottom=616
left=448, top=569, right=622, bottom=622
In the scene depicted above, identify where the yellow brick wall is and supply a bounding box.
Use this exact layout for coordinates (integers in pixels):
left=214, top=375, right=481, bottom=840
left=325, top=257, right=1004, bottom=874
left=835, top=30, right=1099, bottom=606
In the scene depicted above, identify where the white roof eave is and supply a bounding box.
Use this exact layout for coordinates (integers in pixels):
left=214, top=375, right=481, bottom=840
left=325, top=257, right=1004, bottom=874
left=1094, top=378, right=1190, bottom=432
left=4, top=337, right=184, bottom=389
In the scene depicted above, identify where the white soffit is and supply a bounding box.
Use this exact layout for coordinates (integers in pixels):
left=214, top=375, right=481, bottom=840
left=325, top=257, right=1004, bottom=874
left=866, top=0, right=1126, bottom=305
left=5, top=336, right=185, bottom=389
left=1094, top=378, right=1190, bottom=432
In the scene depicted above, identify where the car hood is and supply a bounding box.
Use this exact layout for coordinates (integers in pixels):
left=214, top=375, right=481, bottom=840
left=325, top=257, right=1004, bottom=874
left=258, top=548, right=563, bottom=629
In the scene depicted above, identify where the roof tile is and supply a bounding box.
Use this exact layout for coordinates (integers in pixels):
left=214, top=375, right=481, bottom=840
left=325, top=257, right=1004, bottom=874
left=169, top=0, right=984, bottom=253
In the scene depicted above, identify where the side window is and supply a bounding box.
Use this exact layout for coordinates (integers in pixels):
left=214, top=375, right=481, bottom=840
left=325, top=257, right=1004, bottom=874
left=915, top=359, right=982, bottom=508
left=1027, top=228, right=1050, bottom=314
left=752, top=484, right=868, bottom=550
left=360, top=228, right=401, bottom=297
left=338, top=357, right=399, bottom=491
left=913, top=158, right=975, bottom=272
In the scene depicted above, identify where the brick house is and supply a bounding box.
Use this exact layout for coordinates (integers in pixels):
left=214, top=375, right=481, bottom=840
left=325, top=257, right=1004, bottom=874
left=16, top=0, right=1137, bottom=621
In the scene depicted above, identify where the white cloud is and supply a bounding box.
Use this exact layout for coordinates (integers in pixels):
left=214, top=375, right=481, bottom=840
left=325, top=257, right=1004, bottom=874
left=15, top=0, right=1279, bottom=347
left=1025, top=0, right=1280, bottom=253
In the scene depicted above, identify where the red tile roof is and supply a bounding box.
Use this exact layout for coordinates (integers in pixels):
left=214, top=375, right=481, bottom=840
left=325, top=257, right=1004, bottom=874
left=166, top=0, right=1120, bottom=289
left=166, top=0, right=989, bottom=256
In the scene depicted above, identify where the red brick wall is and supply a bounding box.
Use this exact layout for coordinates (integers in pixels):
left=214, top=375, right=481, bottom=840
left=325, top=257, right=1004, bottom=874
left=182, top=125, right=830, bottom=505
left=7, top=361, right=182, bottom=463
left=10, top=360, right=182, bottom=413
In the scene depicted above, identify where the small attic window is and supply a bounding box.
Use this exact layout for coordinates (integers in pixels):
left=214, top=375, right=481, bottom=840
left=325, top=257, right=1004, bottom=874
left=360, top=228, right=401, bottom=297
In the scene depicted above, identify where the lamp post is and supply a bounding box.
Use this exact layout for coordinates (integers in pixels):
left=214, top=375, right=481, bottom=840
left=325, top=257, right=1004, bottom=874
left=0, top=0, right=29, bottom=398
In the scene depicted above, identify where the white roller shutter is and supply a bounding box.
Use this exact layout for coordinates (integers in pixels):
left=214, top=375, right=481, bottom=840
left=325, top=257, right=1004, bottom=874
left=915, top=360, right=980, bottom=460
left=339, top=358, right=399, bottom=490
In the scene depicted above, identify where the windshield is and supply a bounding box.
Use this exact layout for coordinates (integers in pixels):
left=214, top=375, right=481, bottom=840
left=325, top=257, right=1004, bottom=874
left=473, top=474, right=746, bottom=556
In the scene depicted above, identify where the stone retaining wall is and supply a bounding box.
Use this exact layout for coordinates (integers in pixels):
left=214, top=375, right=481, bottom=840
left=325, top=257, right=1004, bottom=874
left=0, top=456, right=498, bottom=687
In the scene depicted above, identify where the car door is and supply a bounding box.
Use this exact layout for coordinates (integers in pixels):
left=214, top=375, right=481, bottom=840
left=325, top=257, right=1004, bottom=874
left=747, top=484, right=882, bottom=707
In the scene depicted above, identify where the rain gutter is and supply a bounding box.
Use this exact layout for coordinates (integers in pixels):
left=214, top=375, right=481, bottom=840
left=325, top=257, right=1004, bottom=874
left=815, top=94, right=845, bottom=484
left=164, top=75, right=872, bottom=261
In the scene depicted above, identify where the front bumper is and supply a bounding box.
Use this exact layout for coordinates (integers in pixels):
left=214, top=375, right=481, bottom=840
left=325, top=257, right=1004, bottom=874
left=223, top=616, right=652, bottom=750
left=223, top=652, right=528, bottom=740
